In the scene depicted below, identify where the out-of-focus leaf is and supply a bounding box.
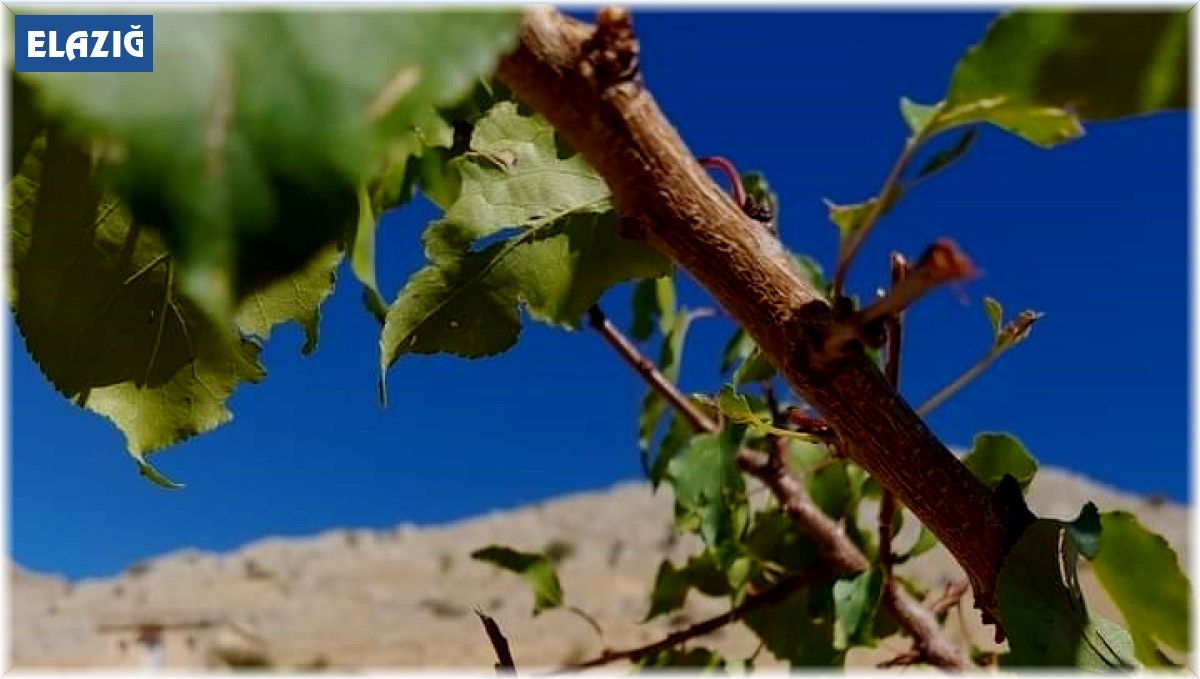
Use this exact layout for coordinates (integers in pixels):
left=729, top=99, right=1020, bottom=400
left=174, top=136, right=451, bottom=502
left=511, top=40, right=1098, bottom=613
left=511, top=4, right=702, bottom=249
left=962, top=432, right=1038, bottom=491
left=471, top=545, right=564, bottom=615
left=743, top=508, right=821, bottom=574
left=997, top=519, right=1139, bottom=668
left=717, top=385, right=766, bottom=430
left=832, top=567, right=884, bottom=649
left=745, top=582, right=843, bottom=667
left=732, top=348, right=776, bottom=386
left=10, top=129, right=289, bottom=484
left=666, top=425, right=747, bottom=548
left=983, top=296, right=1004, bottom=336
left=720, top=327, right=755, bottom=375
left=18, top=9, right=524, bottom=319
left=931, top=10, right=1188, bottom=147
left=1090, top=511, right=1190, bottom=665
left=1066, top=502, right=1101, bottom=560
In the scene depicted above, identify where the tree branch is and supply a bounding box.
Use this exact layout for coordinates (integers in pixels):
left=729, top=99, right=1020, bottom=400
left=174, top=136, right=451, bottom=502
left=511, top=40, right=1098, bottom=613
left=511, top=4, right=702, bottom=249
left=497, top=6, right=1031, bottom=623
left=555, top=568, right=829, bottom=672
left=587, top=305, right=966, bottom=669
left=476, top=609, right=518, bottom=675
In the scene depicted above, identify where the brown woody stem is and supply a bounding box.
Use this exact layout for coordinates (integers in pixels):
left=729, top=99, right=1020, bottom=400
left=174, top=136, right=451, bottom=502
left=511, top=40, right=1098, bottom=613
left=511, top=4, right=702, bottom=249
left=497, top=7, right=1029, bottom=623
left=587, top=305, right=966, bottom=669
left=553, top=568, right=828, bottom=672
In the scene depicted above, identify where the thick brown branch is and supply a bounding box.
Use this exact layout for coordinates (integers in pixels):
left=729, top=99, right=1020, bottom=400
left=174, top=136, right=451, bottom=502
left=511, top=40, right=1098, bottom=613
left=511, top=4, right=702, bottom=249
left=498, top=7, right=1030, bottom=623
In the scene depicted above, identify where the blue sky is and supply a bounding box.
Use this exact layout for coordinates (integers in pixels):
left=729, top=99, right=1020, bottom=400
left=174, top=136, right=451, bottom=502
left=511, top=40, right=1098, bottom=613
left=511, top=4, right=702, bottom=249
left=11, top=11, right=1188, bottom=580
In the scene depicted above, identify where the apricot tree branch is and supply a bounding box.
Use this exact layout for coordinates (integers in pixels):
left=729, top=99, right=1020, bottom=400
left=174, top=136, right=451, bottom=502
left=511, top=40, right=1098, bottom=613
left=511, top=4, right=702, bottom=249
left=497, top=6, right=1032, bottom=623
left=586, top=304, right=967, bottom=669
left=554, top=567, right=829, bottom=672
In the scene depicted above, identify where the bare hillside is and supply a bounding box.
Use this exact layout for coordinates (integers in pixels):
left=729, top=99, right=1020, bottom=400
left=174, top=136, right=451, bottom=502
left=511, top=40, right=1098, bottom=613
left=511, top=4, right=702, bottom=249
left=11, top=466, right=1187, bottom=671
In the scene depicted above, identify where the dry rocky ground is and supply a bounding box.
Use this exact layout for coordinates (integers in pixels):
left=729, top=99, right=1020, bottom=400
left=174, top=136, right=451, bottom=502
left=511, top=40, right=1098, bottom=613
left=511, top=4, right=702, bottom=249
left=10, top=466, right=1188, bottom=671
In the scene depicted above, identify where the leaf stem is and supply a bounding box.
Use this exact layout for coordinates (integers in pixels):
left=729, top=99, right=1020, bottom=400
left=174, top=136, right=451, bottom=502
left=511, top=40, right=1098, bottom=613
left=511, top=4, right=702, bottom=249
left=831, top=131, right=931, bottom=299
left=697, top=156, right=746, bottom=212
left=916, top=347, right=1003, bottom=418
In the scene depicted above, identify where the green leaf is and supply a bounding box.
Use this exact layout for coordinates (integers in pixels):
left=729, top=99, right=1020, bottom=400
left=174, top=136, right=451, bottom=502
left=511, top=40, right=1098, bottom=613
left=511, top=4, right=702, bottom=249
left=631, top=275, right=676, bottom=342
left=899, top=97, right=940, bottom=134
left=666, top=426, right=747, bottom=548
left=380, top=102, right=669, bottom=382
left=10, top=128, right=282, bottom=482
left=11, top=73, right=45, bottom=173
left=18, top=10, right=523, bottom=320
left=349, top=187, right=388, bottom=324
left=789, top=253, right=828, bottom=292
left=640, top=308, right=694, bottom=482
left=913, top=127, right=978, bottom=180
left=235, top=245, right=343, bottom=357
left=983, top=296, right=1004, bottom=336
left=934, top=10, right=1188, bottom=147
left=732, top=348, right=776, bottom=386
left=471, top=545, right=564, bottom=615
left=719, top=328, right=755, bottom=375
left=744, top=582, right=843, bottom=667
left=824, top=198, right=879, bottom=242
left=1066, top=502, right=1101, bottom=560
left=808, top=462, right=854, bottom=521
left=366, top=109, right=456, bottom=214
left=832, top=567, right=884, bottom=649
left=741, top=171, right=778, bottom=225
left=788, top=439, right=830, bottom=472
left=962, top=432, right=1038, bottom=491
left=743, top=509, right=821, bottom=574
left=648, top=414, right=695, bottom=488
left=1091, top=511, right=1190, bottom=665
left=949, top=11, right=1188, bottom=121
left=897, top=526, right=940, bottom=564
left=716, top=385, right=762, bottom=428
left=998, top=519, right=1139, bottom=668
left=644, top=560, right=691, bottom=622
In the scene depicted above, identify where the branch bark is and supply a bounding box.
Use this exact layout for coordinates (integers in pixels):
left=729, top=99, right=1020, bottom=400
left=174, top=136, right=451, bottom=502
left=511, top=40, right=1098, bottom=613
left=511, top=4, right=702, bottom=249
left=497, top=7, right=1032, bottom=624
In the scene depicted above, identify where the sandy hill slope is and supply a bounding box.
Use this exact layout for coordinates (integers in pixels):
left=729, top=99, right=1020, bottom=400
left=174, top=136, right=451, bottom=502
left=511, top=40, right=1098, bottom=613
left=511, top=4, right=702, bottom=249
left=11, top=466, right=1188, bottom=671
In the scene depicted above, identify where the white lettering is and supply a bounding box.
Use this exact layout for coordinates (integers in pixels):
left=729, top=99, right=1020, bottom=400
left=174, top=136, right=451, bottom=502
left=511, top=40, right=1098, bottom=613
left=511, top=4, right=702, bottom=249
left=124, top=25, right=143, bottom=58
left=89, top=30, right=109, bottom=57
left=48, top=31, right=65, bottom=58
left=27, top=31, right=46, bottom=57
left=64, top=30, right=89, bottom=61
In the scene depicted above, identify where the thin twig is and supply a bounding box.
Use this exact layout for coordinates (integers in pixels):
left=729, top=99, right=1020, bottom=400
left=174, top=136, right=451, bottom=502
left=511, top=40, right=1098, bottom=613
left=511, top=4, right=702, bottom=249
left=831, top=130, right=932, bottom=299
left=917, top=309, right=1044, bottom=417
left=586, top=305, right=714, bottom=432
left=587, top=304, right=966, bottom=669
left=553, top=568, right=828, bottom=672
left=476, top=609, right=517, bottom=675
left=930, top=580, right=970, bottom=617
